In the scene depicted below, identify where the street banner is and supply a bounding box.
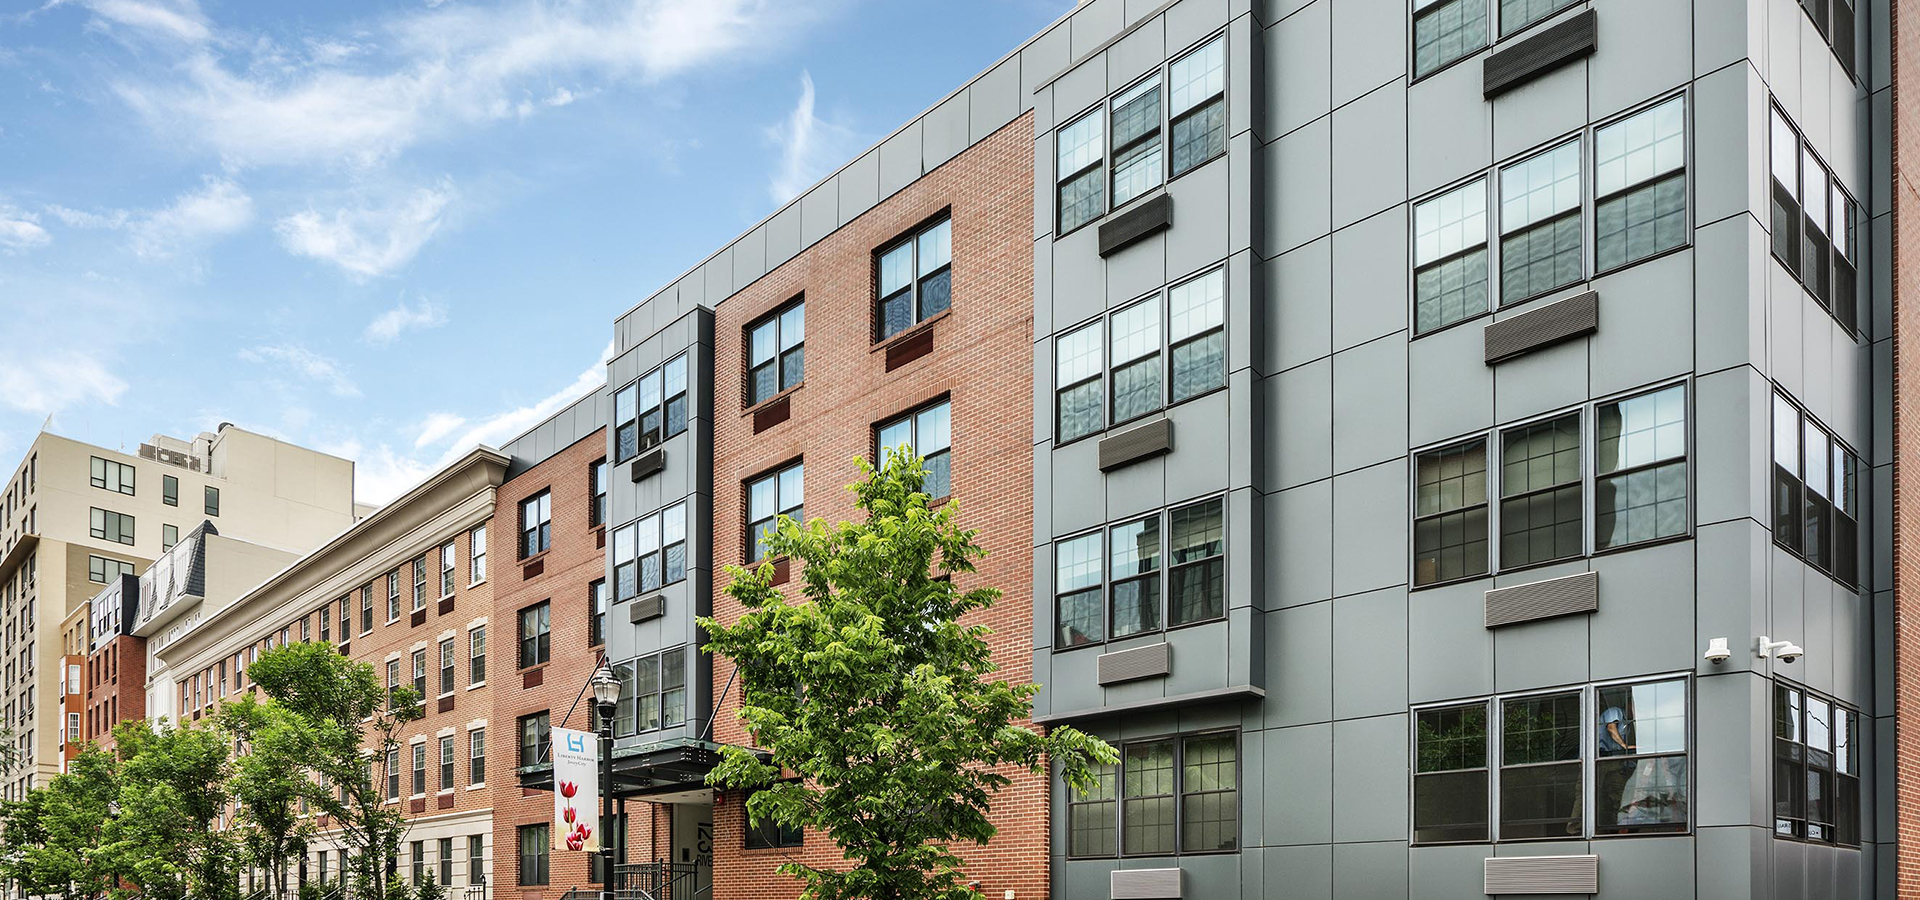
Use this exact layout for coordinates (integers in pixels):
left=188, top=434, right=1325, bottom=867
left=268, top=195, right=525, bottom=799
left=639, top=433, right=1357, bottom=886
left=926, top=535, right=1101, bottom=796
left=553, top=726, right=600, bottom=851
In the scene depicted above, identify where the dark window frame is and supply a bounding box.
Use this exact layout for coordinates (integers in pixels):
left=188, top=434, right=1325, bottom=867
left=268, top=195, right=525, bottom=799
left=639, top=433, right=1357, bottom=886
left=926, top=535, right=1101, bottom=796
left=88, top=457, right=135, bottom=496
left=1774, top=680, right=1861, bottom=846
left=610, top=646, right=689, bottom=738
left=88, top=507, right=135, bottom=545
left=517, top=711, right=551, bottom=768
left=518, top=601, right=551, bottom=669
left=1770, top=389, right=1861, bottom=589
left=1054, top=266, right=1229, bottom=446
left=875, top=213, right=954, bottom=341
left=743, top=788, right=804, bottom=849
left=1051, top=494, right=1228, bottom=652
left=519, top=490, right=552, bottom=559
left=1064, top=728, right=1240, bottom=860
left=746, top=461, right=803, bottom=564
left=614, top=353, right=692, bottom=462
left=1769, top=102, right=1863, bottom=338
left=1413, top=437, right=1491, bottom=587
left=613, top=502, right=690, bottom=602
left=746, top=299, right=806, bottom=408
left=589, top=579, right=608, bottom=647
left=204, top=485, right=219, bottom=517
left=875, top=397, right=954, bottom=500
left=590, top=460, right=608, bottom=528
left=162, top=474, right=178, bottom=507
left=517, top=824, right=550, bottom=886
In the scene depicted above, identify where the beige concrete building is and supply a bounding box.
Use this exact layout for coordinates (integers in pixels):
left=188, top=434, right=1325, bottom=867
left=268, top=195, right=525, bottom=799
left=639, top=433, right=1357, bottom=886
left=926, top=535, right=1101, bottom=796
left=0, top=424, right=359, bottom=796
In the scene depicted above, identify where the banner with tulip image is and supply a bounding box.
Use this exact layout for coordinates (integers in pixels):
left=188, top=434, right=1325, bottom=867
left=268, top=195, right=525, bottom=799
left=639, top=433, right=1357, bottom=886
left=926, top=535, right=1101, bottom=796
left=552, top=726, right=600, bottom=851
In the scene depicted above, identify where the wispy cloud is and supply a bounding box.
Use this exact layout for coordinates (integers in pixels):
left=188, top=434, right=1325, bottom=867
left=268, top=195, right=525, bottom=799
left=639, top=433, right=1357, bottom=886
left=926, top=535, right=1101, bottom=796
left=766, top=69, right=860, bottom=203
left=0, top=205, right=52, bottom=251
left=364, top=294, right=449, bottom=343
left=276, top=179, right=457, bottom=278
left=238, top=344, right=361, bottom=398
left=0, top=350, right=128, bottom=414
left=128, top=176, right=253, bottom=258
left=77, top=0, right=213, bottom=45
left=411, top=411, right=466, bottom=449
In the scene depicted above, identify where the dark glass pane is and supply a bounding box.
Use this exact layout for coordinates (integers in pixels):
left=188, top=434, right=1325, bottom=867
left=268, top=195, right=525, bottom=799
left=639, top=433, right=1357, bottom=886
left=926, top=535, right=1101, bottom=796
left=751, top=363, right=776, bottom=406
left=1771, top=181, right=1802, bottom=273
left=918, top=268, right=951, bottom=320
left=1110, top=577, right=1161, bottom=638
left=1595, top=460, right=1689, bottom=549
left=1416, top=705, right=1488, bottom=772
left=1414, top=771, right=1489, bottom=843
left=1059, top=381, right=1104, bottom=442
left=880, top=290, right=913, bottom=340
left=1835, top=774, right=1860, bottom=845
left=1499, top=762, right=1582, bottom=839
left=1595, top=756, right=1688, bottom=834
left=1122, top=741, right=1176, bottom=855
left=1597, top=172, right=1687, bottom=271
left=1059, top=167, right=1106, bottom=234
left=1499, top=0, right=1579, bottom=36
left=780, top=346, right=805, bottom=392
left=665, top=543, right=687, bottom=585
left=1169, top=557, right=1223, bottom=625
left=1414, top=505, right=1488, bottom=585
left=640, top=554, right=662, bottom=593
left=1171, top=331, right=1225, bottom=402
left=1803, top=221, right=1832, bottom=308
left=923, top=449, right=951, bottom=500
left=1499, top=211, right=1582, bottom=302
left=1057, top=588, right=1105, bottom=648
left=1414, top=247, right=1489, bottom=333
left=1834, top=256, right=1858, bottom=333
left=1111, top=84, right=1159, bottom=148
left=1775, top=739, right=1805, bottom=834
left=1414, top=0, right=1489, bottom=77
left=665, top=396, right=688, bottom=438
left=1774, top=467, right=1804, bottom=553
left=1834, top=513, right=1859, bottom=587
left=1068, top=799, right=1116, bottom=857
left=1111, top=355, right=1162, bottom=422
left=1169, top=99, right=1226, bottom=176
left=616, top=423, right=638, bottom=462
left=1500, top=484, right=1583, bottom=567
left=1804, top=493, right=1833, bottom=571
left=1833, top=0, right=1856, bottom=75
left=1503, top=693, right=1581, bottom=765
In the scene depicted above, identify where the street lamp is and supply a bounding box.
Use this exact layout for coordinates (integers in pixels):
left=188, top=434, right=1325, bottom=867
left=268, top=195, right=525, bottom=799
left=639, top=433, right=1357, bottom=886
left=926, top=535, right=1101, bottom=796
left=590, top=663, right=621, bottom=900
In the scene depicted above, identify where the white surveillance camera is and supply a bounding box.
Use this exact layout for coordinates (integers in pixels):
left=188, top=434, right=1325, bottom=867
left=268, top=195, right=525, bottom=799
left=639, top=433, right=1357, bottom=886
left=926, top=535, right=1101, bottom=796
left=1703, top=638, right=1731, bottom=664
left=1777, top=644, right=1804, bottom=664
left=1757, top=636, right=1805, bottom=663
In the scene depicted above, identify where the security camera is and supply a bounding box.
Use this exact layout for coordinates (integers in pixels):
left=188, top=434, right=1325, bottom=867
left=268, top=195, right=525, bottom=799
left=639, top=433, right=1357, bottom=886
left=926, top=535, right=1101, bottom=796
left=1703, top=638, right=1731, bottom=664
left=1757, top=636, right=1805, bottom=663
left=1776, top=644, right=1804, bottom=664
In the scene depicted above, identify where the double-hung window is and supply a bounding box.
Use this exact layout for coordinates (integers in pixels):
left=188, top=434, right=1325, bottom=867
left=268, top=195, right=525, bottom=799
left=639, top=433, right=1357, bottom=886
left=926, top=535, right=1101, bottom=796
left=319, top=606, right=331, bottom=644
left=519, top=601, right=550, bottom=669
left=748, top=302, right=805, bottom=406
left=411, top=743, right=427, bottom=796
left=204, top=485, right=219, bottom=516
left=613, top=502, right=688, bottom=601
left=590, top=461, right=608, bottom=528
left=1413, top=179, right=1489, bottom=334
left=1771, top=392, right=1860, bottom=587
left=1413, top=0, right=1487, bottom=78
left=1413, top=703, right=1490, bottom=842
left=439, top=638, right=456, bottom=695
left=1499, top=414, right=1583, bottom=568
left=1594, top=95, right=1687, bottom=272
left=877, top=217, right=952, bottom=340
left=1052, top=496, right=1226, bottom=649
left=1110, top=299, right=1161, bottom=426
left=1169, top=268, right=1226, bottom=401
left=590, top=579, right=608, bottom=646
left=1595, top=384, right=1688, bottom=549
left=469, top=525, right=487, bottom=584
left=614, top=647, right=688, bottom=736
left=468, top=626, right=486, bottom=685
left=387, top=571, right=401, bottom=622
left=360, top=585, right=374, bottom=635
left=1066, top=731, right=1238, bottom=858
left=412, top=650, right=427, bottom=700
left=439, top=736, right=455, bottom=791
left=1769, top=104, right=1862, bottom=334
left=747, top=463, right=803, bottom=563
left=520, top=491, right=551, bottom=558
left=1110, top=76, right=1163, bottom=207
left=517, top=825, right=549, bottom=886
left=89, top=457, right=134, bottom=495
left=162, top=474, right=178, bottom=506
left=1413, top=438, right=1490, bottom=586
left=1057, top=111, right=1105, bottom=235
left=470, top=727, right=487, bottom=785
left=613, top=354, right=690, bottom=461
left=1056, top=267, right=1228, bottom=442
left=386, top=747, right=401, bottom=800
left=1499, top=140, right=1582, bottom=302
left=517, top=712, right=550, bottom=768
left=1167, top=37, right=1226, bottom=177
left=877, top=400, right=953, bottom=499
left=1056, top=322, right=1104, bottom=443
left=440, top=540, right=456, bottom=597
left=1775, top=682, right=1861, bottom=845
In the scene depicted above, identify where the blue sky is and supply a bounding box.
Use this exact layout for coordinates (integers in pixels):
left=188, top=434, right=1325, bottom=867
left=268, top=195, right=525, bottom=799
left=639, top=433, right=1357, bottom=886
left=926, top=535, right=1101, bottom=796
left=0, top=0, right=1065, bottom=502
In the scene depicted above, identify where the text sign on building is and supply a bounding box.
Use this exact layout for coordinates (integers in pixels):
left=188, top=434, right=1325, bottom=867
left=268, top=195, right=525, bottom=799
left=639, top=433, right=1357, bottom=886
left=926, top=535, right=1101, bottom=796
left=553, top=727, right=600, bottom=851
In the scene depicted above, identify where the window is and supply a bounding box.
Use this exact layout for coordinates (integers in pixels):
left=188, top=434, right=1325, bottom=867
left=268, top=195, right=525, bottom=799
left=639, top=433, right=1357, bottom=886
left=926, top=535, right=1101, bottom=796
left=438, top=837, right=454, bottom=886
left=387, top=659, right=401, bottom=707
left=1413, top=178, right=1489, bottom=334
left=88, top=555, right=135, bottom=584
left=590, top=579, right=608, bottom=647
left=439, top=639, right=456, bottom=695
left=1067, top=731, right=1238, bottom=858
left=1594, top=678, right=1688, bottom=835
left=1772, top=391, right=1860, bottom=587
left=413, top=649, right=429, bottom=697
left=439, top=736, right=455, bottom=791
left=320, top=606, right=331, bottom=644
left=517, top=712, right=550, bottom=767
left=1594, top=96, right=1687, bottom=272
left=1595, top=385, right=1687, bottom=549
left=470, top=728, right=486, bottom=785
left=1499, top=414, right=1582, bottom=568
left=590, top=461, right=608, bottom=528
left=300, top=617, right=311, bottom=642
left=520, top=491, right=551, bottom=558
left=1168, top=37, right=1226, bottom=178
left=469, top=626, right=487, bottom=685
left=613, top=502, right=689, bottom=601
left=517, top=824, right=549, bottom=886
left=89, top=508, right=134, bottom=545
left=612, top=647, right=688, bottom=736
left=468, top=836, right=485, bottom=884
left=440, top=540, right=457, bottom=597
left=162, top=474, right=178, bottom=507
left=747, top=463, right=803, bottom=563
left=204, top=486, right=219, bottom=517
left=748, top=302, right=805, bottom=406
left=1056, top=267, right=1227, bottom=442
left=614, top=354, right=691, bottom=462
left=1056, top=321, right=1104, bottom=443
left=1056, top=110, right=1105, bottom=235
left=1414, top=703, right=1490, bottom=842
left=1053, top=496, right=1226, bottom=649
left=1499, top=140, right=1581, bottom=302
left=1413, top=439, right=1489, bottom=586
left=876, top=216, right=952, bottom=339
left=411, top=743, right=426, bottom=796
left=360, top=586, right=374, bottom=635
left=413, top=557, right=429, bottom=611
left=387, top=571, right=401, bottom=623
left=519, top=601, right=550, bottom=668
left=470, top=525, right=487, bottom=584
left=89, top=457, right=134, bottom=495
left=1498, top=691, right=1582, bottom=839
left=1110, top=76, right=1162, bottom=207
left=1414, top=0, right=1487, bottom=78
left=386, top=747, right=401, bottom=800
left=1109, top=299, right=1161, bottom=425
left=744, top=790, right=804, bottom=849
left=1775, top=683, right=1860, bottom=845
left=1499, top=0, right=1579, bottom=35
left=1770, top=104, right=1862, bottom=335
left=162, top=523, right=179, bottom=551
left=877, top=400, right=953, bottom=499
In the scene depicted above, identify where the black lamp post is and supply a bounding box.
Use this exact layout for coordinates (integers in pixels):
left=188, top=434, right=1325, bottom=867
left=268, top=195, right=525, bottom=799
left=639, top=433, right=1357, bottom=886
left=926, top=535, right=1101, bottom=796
left=589, top=664, right=621, bottom=900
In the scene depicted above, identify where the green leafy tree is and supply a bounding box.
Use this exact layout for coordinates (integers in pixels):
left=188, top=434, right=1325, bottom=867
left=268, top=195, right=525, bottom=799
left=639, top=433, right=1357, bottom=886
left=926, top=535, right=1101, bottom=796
left=102, top=718, right=241, bottom=900
left=0, top=746, right=119, bottom=900
left=700, top=450, right=1117, bottom=900
left=244, top=642, right=422, bottom=900
left=222, top=694, right=317, bottom=900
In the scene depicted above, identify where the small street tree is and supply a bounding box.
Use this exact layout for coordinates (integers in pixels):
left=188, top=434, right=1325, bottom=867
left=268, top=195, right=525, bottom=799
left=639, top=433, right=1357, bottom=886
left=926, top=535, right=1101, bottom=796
left=102, top=718, right=241, bottom=900
left=222, top=694, right=319, bottom=900
left=0, top=745, right=119, bottom=900
left=700, top=450, right=1117, bottom=900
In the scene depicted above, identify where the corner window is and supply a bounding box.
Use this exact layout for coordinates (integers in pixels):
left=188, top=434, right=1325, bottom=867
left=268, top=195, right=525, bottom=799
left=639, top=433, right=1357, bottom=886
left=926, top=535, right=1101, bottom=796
left=1775, top=682, right=1860, bottom=845
left=1770, top=103, right=1862, bottom=335
left=1594, top=96, right=1687, bottom=272
left=1413, top=438, right=1489, bottom=586
left=1413, top=0, right=1487, bottom=78
left=518, top=601, right=551, bottom=669
left=1413, top=178, right=1489, bottom=334
left=89, top=508, right=134, bottom=545
left=1066, top=730, right=1238, bottom=858
left=876, top=400, right=952, bottom=500
left=204, top=485, right=219, bottom=517
left=746, top=463, right=803, bottom=563
left=1055, top=267, right=1227, bottom=443
left=520, top=490, right=551, bottom=558
left=1052, top=496, right=1226, bottom=650
left=877, top=217, right=952, bottom=340
left=1771, top=391, right=1860, bottom=588
left=162, top=474, right=178, bottom=507
left=748, top=301, right=805, bottom=406
left=89, top=457, right=134, bottom=495
left=613, top=502, right=688, bottom=601
left=614, top=353, right=690, bottom=462
left=1499, top=140, right=1582, bottom=303
left=1595, top=384, right=1688, bottom=549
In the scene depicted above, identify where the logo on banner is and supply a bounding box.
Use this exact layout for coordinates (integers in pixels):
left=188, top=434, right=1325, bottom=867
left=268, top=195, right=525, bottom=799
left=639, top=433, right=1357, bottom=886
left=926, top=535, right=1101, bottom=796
left=552, top=727, right=600, bottom=851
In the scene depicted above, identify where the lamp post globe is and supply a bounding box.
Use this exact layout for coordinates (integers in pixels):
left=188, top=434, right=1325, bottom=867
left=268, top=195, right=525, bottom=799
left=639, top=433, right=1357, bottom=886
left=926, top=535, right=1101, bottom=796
left=590, top=663, right=620, bottom=900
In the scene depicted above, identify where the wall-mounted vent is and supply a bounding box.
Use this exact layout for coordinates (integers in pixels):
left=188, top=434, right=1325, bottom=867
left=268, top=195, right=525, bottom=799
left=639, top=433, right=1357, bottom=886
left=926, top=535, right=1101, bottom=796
left=1483, top=290, right=1598, bottom=363
left=1483, top=9, right=1596, bottom=98
left=1098, top=642, right=1172, bottom=685
left=752, top=395, right=792, bottom=433
left=628, top=596, right=666, bottom=624
left=1110, top=867, right=1182, bottom=899
left=630, top=448, right=666, bottom=483
left=1099, top=194, right=1173, bottom=257
left=1098, top=418, right=1174, bottom=471
left=1482, top=855, right=1598, bottom=894
left=1484, top=571, right=1597, bottom=628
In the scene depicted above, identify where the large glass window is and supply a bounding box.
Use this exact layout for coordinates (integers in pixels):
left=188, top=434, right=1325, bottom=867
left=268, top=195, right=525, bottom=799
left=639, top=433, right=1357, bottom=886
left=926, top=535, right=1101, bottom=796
left=748, top=302, right=805, bottom=406
left=877, top=400, right=953, bottom=500
left=1500, top=0, right=1579, bottom=35
left=614, top=502, right=689, bottom=601
left=1776, top=682, right=1861, bottom=845
left=1415, top=704, right=1490, bottom=843
left=1594, top=678, right=1688, bottom=834
left=89, top=508, right=134, bottom=545
left=1772, top=391, right=1860, bottom=588
left=518, top=601, right=550, bottom=669
left=1067, top=731, right=1237, bottom=858
left=1594, top=96, right=1687, bottom=272
left=616, top=647, right=688, bottom=736
left=1499, top=691, right=1583, bottom=840
left=1057, top=111, right=1106, bottom=235
left=88, top=555, right=135, bottom=584
left=747, top=463, right=803, bottom=563
left=1056, top=268, right=1226, bottom=443
left=89, top=457, right=134, bottom=495
left=877, top=217, right=952, bottom=340
left=1499, top=414, right=1582, bottom=567
left=1414, top=0, right=1488, bottom=78
left=614, top=354, right=690, bottom=461
left=1414, top=178, right=1489, bottom=333
left=1414, top=439, right=1489, bottom=586
left=1771, top=103, right=1862, bottom=334
left=1110, top=76, right=1163, bottom=207
left=1595, top=385, right=1688, bottom=549
left=1054, top=497, right=1226, bottom=649
left=1499, top=140, right=1582, bottom=302
left=1168, top=37, right=1226, bottom=177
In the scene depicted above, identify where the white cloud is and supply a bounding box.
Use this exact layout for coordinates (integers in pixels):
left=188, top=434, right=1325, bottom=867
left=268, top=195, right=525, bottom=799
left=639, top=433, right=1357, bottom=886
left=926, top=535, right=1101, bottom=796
left=766, top=69, right=860, bottom=203
left=128, top=176, right=253, bottom=258
left=0, top=207, right=51, bottom=250
left=43, top=203, right=129, bottom=229
left=238, top=344, right=361, bottom=398
left=276, top=180, right=457, bottom=278
left=412, top=411, right=466, bottom=449
left=80, top=0, right=212, bottom=45
left=0, top=350, right=128, bottom=414
left=321, top=439, right=439, bottom=508
left=363, top=294, right=449, bottom=343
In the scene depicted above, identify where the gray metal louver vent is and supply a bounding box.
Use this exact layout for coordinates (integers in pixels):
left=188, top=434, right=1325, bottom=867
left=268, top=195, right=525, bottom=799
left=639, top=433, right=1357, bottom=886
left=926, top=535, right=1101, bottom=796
left=1098, top=418, right=1174, bottom=471
left=1110, top=868, right=1182, bottom=899
left=1484, top=571, right=1597, bottom=628
left=628, top=596, right=665, bottom=624
left=1483, top=855, right=1597, bottom=894
left=1097, top=642, right=1171, bottom=685
left=1483, top=10, right=1596, bottom=98
left=1098, top=194, right=1173, bottom=257
left=1483, top=290, right=1598, bottom=364
left=629, top=448, right=665, bottom=482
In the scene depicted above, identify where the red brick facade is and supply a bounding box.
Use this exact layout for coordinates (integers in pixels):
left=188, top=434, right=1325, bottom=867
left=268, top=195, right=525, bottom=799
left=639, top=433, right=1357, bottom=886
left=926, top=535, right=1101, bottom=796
left=84, top=636, right=144, bottom=753
left=705, top=113, right=1040, bottom=900
left=1893, top=0, right=1920, bottom=895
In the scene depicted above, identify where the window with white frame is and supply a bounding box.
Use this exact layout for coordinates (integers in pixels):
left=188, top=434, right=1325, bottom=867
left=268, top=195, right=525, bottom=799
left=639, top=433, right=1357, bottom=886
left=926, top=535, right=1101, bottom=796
left=877, top=217, right=952, bottom=340
left=411, top=557, right=428, bottom=612
left=1052, top=496, right=1225, bottom=650
left=613, top=502, right=688, bottom=601
left=877, top=400, right=952, bottom=499
left=1413, top=178, right=1489, bottom=334
left=440, top=540, right=457, bottom=597
left=469, top=525, right=487, bottom=584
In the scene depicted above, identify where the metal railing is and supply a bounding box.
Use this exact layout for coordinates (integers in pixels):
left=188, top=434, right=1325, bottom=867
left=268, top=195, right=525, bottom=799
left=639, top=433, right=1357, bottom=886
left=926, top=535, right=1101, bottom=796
left=555, top=861, right=702, bottom=900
